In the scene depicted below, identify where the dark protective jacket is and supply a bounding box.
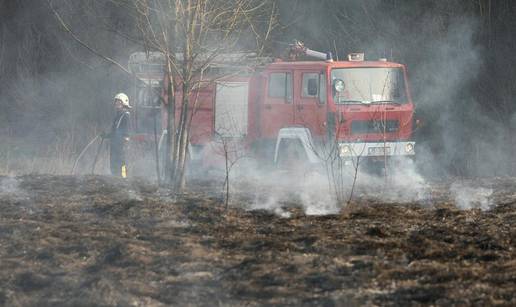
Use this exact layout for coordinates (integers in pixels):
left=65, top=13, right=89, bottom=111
left=109, top=110, right=130, bottom=177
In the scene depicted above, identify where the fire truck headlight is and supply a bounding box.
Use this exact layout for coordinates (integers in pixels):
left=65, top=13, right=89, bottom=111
left=340, top=144, right=352, bottom=156
left=405, top=143, right=414, bottom=153
left=334, top=79, right=345, bottom=92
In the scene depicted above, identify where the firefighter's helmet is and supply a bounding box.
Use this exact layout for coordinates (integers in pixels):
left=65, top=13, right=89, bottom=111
left=114, top=93, right=131, bottom=108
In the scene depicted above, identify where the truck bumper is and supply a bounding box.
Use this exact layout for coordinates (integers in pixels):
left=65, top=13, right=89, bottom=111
left=338, top=141, right=415, bottom=158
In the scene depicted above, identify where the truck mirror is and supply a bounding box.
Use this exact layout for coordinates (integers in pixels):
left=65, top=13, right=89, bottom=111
left=307, top=79, right=318, bottom=96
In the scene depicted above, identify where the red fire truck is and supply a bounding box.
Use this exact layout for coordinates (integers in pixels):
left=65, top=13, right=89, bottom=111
left=128, top=43, right=416, bottom=170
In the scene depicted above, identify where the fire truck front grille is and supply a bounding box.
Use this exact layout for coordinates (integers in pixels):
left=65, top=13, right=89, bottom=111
left=351, top=120, right=399, bottom=134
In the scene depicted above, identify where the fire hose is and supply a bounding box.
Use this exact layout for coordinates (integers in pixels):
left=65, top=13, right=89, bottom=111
left=71, top=134, right=101, bottom=175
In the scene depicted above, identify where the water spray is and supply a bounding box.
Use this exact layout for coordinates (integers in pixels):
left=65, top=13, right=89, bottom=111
left=91, top=136, right=106, bottom=174
left=71, top=134, right=100, bottom=175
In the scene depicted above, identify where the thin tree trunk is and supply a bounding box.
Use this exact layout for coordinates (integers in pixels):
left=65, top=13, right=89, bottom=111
left=225, top=145, right=230, bottom=210
left=173, top=1, right=195, bottom=191
left=144, top=77, right=162, bottom=184
left=165, top=66, right=176, bottom=184
left=177, top=128, right=189, bottom=191
left=163, top=0, right=178, bottom=186
left=174, top=80, right=190, bottom=191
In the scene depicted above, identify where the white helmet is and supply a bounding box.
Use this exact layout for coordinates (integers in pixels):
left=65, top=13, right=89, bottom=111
left=114, top=93, right=131, bottom=108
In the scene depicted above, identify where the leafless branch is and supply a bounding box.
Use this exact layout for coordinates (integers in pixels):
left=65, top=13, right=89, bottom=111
left=47, top=0, right=132, bottom=75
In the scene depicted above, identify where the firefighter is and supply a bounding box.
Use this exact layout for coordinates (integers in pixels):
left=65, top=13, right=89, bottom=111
left=105, top=93, right=131, bottom=178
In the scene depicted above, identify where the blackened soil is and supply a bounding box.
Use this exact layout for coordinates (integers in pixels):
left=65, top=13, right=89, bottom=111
left=0, top=175, right=515, bottom=306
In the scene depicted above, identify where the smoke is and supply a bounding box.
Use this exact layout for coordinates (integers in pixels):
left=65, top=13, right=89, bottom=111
left=450, top=182, right=493, bottom=211
left=251, top=195, right=293, bottom=218
left=353, top=158, right=430, bottom=203
left=298, top=171, right=340, bottom=215
left=243, top=170, right=339, bottom=217
left=222, top=155, right=431, bottom=217
left=224, top=158, right=337, bottom=216
left=220, top=154, right=502, bottom=216
left=0, top=177, right=21, bottom=196
left=0, top=176, right=30, bottom=205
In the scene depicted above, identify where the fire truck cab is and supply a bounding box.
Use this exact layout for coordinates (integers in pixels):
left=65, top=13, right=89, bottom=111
left=248, top=55, right=415, bottom=167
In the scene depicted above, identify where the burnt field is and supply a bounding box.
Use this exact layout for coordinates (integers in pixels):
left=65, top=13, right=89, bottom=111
left=0, top=175, right=515, bottom=306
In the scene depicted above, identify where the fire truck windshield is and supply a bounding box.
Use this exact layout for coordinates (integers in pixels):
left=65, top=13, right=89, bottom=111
left=331, top=67, right=406, bottom=104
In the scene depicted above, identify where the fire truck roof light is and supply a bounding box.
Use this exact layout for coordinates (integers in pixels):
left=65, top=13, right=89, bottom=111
left=348, top=53, right=365, bottom=61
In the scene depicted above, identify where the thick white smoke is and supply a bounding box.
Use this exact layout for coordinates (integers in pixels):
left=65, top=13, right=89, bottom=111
left=224, top=156, right=431, bottom=217
left=0, top=177, right=21, bottom=196
left=450, top=182, right=493, bottom=211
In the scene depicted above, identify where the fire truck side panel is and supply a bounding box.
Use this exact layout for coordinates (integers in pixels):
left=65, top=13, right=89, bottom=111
left=189, top=86, right=216, bottom=144
left=160, top=82, right=216, bottom=145
left=214, top=81, right=249, bottom=138
left=246, top=74, right=263, bottom=142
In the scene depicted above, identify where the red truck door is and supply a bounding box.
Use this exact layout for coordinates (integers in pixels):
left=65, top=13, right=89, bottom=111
left=293, top=70, right=327, bottom=137
left=259, top=71, right=294, bottom=138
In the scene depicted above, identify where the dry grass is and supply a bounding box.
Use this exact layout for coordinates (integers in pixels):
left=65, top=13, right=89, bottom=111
left=0, top=175, right=515, bottom=305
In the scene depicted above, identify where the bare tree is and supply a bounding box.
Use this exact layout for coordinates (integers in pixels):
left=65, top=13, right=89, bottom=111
left=120, top=0, right=276, bottom=190
left=212, top=132, right=247, bottom=210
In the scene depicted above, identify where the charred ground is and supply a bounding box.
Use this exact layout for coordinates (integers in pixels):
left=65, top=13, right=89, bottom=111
left=0, top=175, right=515, bottom=306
